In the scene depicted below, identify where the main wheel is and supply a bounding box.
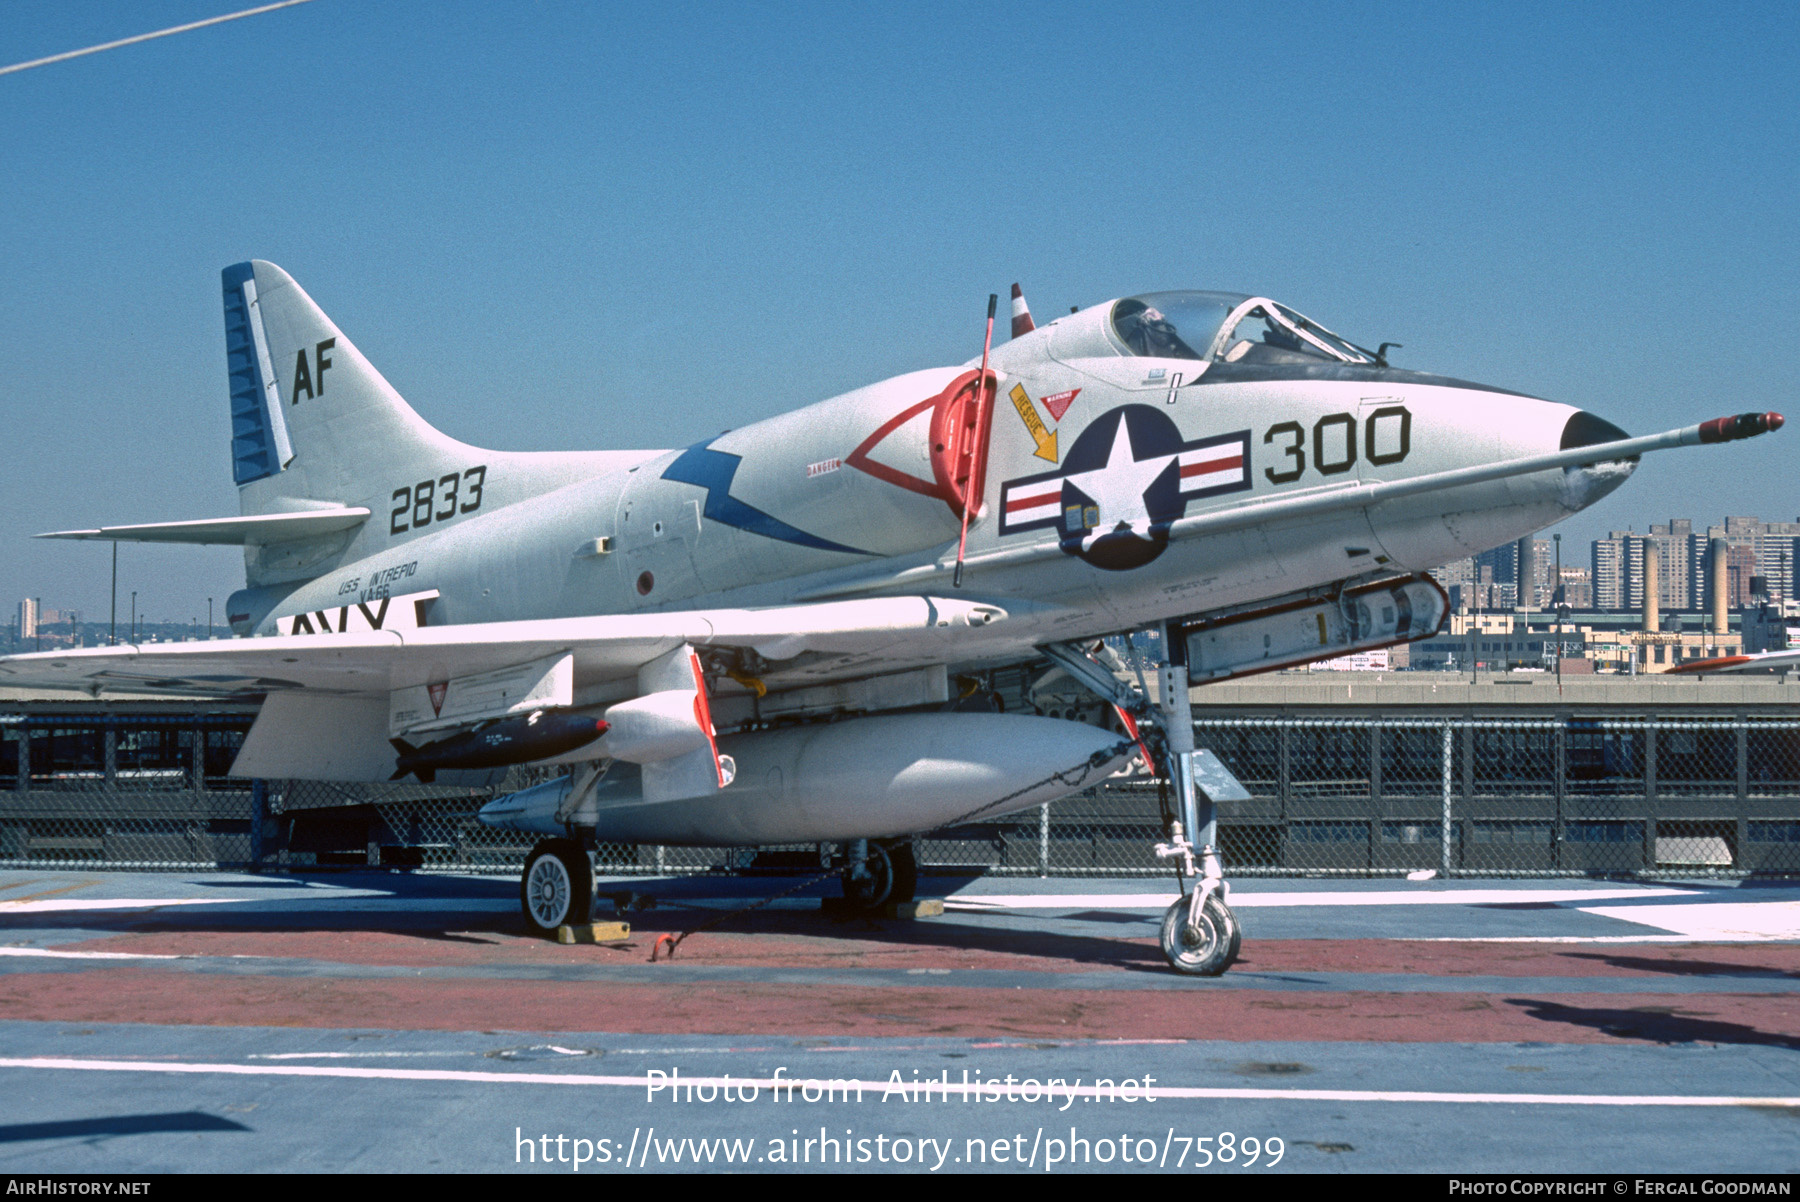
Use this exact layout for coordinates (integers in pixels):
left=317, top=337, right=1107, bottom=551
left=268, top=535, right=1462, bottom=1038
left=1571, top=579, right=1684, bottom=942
left=1159, top=892, right=1241, bottom=976
left=521, top=838, right=592, bottom=935
left=884, top=840, right=918, bottom=905
left=841, top=840, right=919, bottom=910
left=842, top=842, right=895, bottom=909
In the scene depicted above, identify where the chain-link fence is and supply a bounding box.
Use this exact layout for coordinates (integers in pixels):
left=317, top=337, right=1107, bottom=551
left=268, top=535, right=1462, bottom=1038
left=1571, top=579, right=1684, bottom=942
left=1182, top=718, right=1800, bottom=877
left=4, top=714, right=1799, bottom=878
left=0, top=714, right=256, bottom=870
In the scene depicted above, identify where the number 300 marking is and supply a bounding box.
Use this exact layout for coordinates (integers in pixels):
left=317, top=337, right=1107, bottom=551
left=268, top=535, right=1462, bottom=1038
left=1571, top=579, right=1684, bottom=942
left=1262, top=406, right=1409, bottom=484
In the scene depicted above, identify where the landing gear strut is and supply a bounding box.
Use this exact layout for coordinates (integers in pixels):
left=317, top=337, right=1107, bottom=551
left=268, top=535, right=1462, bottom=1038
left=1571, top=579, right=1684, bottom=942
left=1153, top=630, right=1241, bottom=976
left=1044, top=635, right=1244, bottom=975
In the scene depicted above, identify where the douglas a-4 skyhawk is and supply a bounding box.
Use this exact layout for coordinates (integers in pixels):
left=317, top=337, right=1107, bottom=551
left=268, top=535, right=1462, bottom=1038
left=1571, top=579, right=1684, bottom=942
left=4, top=265, right=1781, bottom=973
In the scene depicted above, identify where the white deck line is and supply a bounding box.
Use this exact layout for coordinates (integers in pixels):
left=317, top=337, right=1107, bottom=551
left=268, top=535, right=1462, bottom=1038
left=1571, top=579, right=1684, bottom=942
left=0, top=947, right=180, bottom=960
left=1579, top=900, right=1800, bottom=940
left=0, top=1057, right=1795, bottom=1108
left=943, top=887, right=1698, bottom=910
left=0, top=897, right=233, bottom=914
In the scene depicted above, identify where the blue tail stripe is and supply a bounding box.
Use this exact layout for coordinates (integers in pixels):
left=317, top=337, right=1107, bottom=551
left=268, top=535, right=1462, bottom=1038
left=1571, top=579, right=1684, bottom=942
left=221, top=262, right=285, bottom=486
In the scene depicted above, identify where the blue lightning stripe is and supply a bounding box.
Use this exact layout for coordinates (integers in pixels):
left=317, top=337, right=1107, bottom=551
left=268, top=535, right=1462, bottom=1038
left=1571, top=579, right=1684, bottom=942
left=662, top=441, right=872, bottom=556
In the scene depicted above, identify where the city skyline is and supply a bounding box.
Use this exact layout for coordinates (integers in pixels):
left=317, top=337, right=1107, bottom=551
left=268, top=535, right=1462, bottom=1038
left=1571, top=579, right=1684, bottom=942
left=1431, top=511, right=1798, bottom=617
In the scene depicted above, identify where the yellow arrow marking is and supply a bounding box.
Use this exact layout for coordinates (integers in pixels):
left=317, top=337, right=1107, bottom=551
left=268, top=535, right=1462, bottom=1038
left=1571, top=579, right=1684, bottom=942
left=1009, top=384, right=1059, bottom=462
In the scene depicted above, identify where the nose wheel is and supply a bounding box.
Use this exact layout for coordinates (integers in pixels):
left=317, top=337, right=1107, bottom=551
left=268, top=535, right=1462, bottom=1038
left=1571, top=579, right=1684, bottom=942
left=1159, top=890, right=1241, bottom=976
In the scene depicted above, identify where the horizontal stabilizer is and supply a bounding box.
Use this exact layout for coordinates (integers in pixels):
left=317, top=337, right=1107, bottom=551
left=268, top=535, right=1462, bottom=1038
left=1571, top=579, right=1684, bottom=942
left=38, top=508, right=369, bottom=546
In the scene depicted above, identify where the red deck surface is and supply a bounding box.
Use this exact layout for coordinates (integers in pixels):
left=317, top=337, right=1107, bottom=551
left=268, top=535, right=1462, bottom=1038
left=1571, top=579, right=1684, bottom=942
left=60, top=924, right=1800, bottom=978
left=5, top=966, right=1797, bottom=1043
left=12, top=921, right=1795, bottom=1045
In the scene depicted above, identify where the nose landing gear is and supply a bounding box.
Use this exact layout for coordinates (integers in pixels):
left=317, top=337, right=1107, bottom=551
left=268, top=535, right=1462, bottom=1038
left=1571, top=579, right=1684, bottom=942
left=1041, top=634, right=1249, bottom=974
left=1154, top=817, right=1241, bottom=976
left=1151, top=632, right=1249, bottom=976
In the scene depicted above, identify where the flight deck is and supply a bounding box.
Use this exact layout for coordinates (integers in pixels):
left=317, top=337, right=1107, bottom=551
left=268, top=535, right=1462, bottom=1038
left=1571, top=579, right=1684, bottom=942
left=2, top=868, right=1797, bottom=1173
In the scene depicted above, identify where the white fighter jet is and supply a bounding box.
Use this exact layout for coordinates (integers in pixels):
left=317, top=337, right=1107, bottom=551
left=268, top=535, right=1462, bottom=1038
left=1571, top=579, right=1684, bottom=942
left=3, top=264, right=1782, bottom=973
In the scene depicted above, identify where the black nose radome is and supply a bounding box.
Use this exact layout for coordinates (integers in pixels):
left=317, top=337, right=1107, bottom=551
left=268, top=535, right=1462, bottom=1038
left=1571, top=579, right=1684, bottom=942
left=1561, top=411, right=1631, bottom=450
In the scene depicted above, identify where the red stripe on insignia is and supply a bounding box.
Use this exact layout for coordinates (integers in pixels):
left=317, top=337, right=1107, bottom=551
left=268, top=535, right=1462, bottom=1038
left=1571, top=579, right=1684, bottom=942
left=1180, top=454, right=1243, bottom=479
left=1006, top=489, right=1061, bottom=513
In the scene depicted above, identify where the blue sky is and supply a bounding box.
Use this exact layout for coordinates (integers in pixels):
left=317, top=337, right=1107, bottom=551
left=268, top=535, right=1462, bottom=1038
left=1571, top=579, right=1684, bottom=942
left=2, top=0, right=1796, bottom=626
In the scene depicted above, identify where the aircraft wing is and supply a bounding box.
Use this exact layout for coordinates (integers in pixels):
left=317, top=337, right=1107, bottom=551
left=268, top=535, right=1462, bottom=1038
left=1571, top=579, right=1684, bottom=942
left=0, top=595, right=1013, bottom=699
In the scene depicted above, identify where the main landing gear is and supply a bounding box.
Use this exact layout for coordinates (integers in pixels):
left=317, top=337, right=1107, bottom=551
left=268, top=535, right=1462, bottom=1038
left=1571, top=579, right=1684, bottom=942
left=840, top=838, right=918, bottom=910
left=521, top=837, right=593, bottom=934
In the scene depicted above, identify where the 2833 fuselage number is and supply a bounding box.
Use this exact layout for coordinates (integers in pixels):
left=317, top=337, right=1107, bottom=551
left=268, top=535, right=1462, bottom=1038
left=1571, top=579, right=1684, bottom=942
left=391, top=465, right=486, bottom=535
left=1263, top=405, right=1410, bottom=484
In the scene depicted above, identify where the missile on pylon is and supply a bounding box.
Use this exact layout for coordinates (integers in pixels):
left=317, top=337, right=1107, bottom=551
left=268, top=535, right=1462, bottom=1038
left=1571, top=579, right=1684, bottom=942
left=390, top=709, right=609, bottom=783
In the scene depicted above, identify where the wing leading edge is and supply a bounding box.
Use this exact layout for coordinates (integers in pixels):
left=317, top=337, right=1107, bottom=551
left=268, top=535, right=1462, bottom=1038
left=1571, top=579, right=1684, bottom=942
left=0, top=595, right=1013, bottom=700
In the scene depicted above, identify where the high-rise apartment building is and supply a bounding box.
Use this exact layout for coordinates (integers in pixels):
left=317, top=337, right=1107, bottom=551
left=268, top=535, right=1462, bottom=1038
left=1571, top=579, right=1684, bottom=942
left=1646, top=520, right=1694, bottom=610
left=1592, top=517, right=1800, bottom=613
left=1593, top=533, right=1632, bottom=610
left=1556, top=566, right=1593, bottom=610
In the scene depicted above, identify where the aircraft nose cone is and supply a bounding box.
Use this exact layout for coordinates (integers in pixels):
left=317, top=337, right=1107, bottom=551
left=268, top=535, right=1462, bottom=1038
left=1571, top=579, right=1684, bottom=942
left=1560, top=410, right=1631, bottom=450
left=1554, top=409, right=1637, bottom=514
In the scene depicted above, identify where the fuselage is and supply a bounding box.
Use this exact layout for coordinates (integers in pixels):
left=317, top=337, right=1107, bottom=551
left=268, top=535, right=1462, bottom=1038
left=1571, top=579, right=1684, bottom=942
left=241, top=293, right=1632, bottom=689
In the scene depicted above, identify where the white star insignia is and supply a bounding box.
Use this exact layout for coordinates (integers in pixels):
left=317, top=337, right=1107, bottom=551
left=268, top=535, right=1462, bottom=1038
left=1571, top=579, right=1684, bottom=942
left=1061, top=417, right=1178, bottom=550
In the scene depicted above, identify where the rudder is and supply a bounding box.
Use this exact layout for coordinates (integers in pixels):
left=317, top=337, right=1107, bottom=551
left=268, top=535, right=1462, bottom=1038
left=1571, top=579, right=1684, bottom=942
left=220, top=260, right=475, bottom=518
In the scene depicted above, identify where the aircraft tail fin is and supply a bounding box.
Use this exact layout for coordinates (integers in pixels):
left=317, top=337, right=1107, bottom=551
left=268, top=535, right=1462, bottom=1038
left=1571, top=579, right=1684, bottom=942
left=221, top=260, right=475, bottom=518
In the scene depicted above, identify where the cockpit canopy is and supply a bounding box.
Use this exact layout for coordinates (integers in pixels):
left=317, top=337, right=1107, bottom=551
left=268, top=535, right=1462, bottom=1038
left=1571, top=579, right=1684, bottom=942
left=1110, top=291, right=1378, bottom=367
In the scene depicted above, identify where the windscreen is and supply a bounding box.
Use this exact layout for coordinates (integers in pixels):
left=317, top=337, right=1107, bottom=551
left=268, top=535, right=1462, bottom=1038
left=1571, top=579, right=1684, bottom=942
left=1112, top=291, right=1377, bottom=366
left=1110, top=292, right=1245, bottom=360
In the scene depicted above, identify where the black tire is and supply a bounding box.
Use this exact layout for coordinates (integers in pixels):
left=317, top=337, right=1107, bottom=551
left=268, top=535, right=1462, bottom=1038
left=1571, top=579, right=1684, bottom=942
left=521, top=838, right=592, bottom=935
left=884, top=839, right=918, bottom=905
left=842, top=842, right=899, bottom=909
left=841, top=842, right=892, bottom=909
left=1159, top=892, right=1240, bottom=976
